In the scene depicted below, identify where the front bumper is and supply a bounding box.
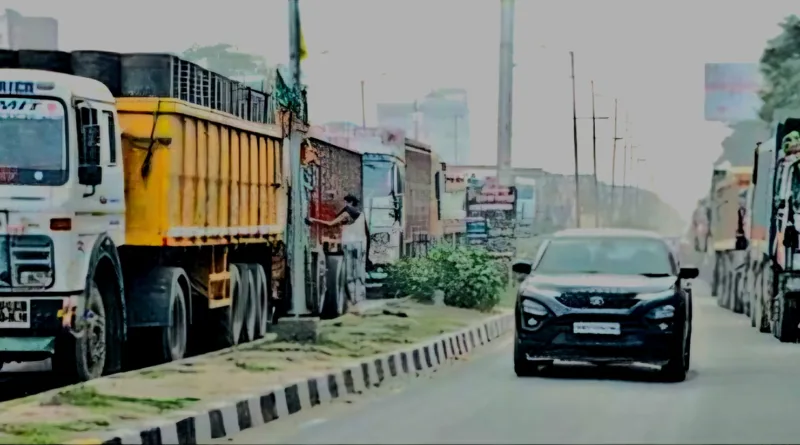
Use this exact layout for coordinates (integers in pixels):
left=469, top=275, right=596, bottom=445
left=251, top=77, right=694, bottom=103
left=516, top=312, right=683, bottom=365
left=0, top=293, right=83, bottom=360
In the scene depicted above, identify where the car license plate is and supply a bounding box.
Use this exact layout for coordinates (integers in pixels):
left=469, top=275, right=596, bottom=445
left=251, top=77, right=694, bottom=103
left=0, top=298, right=30, bottom=328
left=573, top=322, right=620, bottom=335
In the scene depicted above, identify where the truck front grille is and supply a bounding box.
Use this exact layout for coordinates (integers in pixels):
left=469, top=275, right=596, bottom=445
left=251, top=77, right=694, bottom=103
left=0, top=235, right=54, bottom=288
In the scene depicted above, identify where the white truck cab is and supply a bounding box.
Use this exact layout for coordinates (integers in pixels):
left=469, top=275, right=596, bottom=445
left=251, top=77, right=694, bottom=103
left=0, top=69, right=125, bottom=373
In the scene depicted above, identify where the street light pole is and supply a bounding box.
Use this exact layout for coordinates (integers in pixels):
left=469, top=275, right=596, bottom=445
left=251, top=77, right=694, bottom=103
left=360, top=80, right=366, bottom=128
left=570, top=51, right=580, bottom=228
left=591, top=80, right=599, bottom=228
left=610, top=99, right=622, bottom=224
left=496, top=0, right=515, bottom=187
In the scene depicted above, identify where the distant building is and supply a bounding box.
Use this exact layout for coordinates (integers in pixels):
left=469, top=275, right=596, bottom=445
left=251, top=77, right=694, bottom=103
left=0, top=9, right=58, bottom=50
left=377, top=88, right=470, bottom=165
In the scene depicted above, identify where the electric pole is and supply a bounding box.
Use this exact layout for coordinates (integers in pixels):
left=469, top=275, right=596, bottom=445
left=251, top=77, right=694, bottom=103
left=496, top=0, right=515, bottom=187
left=591, top=80, right=599, bottom=228
left=610, top=99, right=622, bottom=224
left=570, top=51, right=580, bottom=228
left=287, top=0, right=309, bottom=315
left=360, top=80, right=366, bottom=128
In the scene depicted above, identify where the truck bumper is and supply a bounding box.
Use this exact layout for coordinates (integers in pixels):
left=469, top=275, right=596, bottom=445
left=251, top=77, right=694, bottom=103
left=0, top=293, right=83, bottom=359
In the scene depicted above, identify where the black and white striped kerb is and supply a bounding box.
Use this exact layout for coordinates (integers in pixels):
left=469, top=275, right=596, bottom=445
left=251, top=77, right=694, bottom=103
left=97, top=313, right=514, bottom=445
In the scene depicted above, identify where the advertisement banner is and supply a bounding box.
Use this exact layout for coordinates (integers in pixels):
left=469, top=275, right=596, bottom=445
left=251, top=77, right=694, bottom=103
left=704, top=63, right=763, bottom=122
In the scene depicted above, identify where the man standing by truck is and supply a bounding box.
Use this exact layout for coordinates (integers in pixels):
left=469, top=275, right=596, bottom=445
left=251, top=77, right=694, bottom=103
left=308, top=194, right=370, bottom=303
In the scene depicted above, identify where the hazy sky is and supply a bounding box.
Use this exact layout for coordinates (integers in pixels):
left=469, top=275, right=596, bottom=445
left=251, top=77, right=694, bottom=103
left=6, top=0, right=799, bottom=220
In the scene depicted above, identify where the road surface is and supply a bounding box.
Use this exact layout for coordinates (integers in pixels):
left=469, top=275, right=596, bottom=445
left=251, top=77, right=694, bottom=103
left=216, top=283, right=800, bottom=444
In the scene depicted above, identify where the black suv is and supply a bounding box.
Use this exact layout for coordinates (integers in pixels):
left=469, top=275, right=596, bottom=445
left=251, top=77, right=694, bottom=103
left=511, top=228, right=698, bottom=382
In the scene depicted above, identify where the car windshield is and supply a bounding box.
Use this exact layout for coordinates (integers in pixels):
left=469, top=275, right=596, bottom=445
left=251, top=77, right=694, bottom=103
left=0, top=97, right=67, bottom=186
left=534, top=236, right=675, bottom=276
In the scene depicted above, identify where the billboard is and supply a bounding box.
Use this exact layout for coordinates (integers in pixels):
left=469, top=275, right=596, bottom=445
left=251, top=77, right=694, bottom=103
left=704, top=63, right=762, bottom=122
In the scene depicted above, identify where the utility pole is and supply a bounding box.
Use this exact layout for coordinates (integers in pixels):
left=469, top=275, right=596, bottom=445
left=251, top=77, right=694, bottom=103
left=496, top=0, right=515, bottom=187
left=454, top=115, right=459, bottom=164
left=360, top=80, right=366, bottom=128
left=570, top=51, right=580, bottom=228
left=610, top=99, right=622, bottom=224
left=287, top=0, right=309, bottom=315
left=590, top=80, right=599, bottom=228
left=621, top=113, right=629, bottom=215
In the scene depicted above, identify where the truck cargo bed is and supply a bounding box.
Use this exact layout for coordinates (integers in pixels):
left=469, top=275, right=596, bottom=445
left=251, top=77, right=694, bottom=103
left=118, top=98, right=286, bottom=247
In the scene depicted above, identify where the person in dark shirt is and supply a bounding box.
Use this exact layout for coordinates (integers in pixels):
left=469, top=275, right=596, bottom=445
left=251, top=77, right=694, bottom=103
left=308, top=193, right=373, bottom=271
left=308, top=194, right=362, bottom=227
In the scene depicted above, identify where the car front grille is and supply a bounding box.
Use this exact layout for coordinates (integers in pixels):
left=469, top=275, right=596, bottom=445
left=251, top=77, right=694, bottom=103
left=556, top=292, right=639, bottom=309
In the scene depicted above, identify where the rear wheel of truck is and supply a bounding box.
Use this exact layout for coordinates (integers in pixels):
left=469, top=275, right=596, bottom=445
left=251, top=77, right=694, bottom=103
left=773, top=295, right=799, bottom=343
left=235, top=264, right=257, bottom=343
left=53, top=281, right=109, bottom=382
left=758, top=268, right=772, bottom=333
left=252, top=264, right=270, bottom=338
left=209, top=265, right=245, bottom=349
left=322, top=256, right=347, bottom=319
left=159, top=279, right=188, bottom=362
left=733, top=271, right=744, bottom=314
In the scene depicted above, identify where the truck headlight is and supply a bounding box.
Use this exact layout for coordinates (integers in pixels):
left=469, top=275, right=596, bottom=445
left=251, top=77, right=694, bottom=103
left=19, top=270, right=53, bottom=287
left=785, top=276, right=800, bottom=292
left=646, top=304, right=675, bottom=320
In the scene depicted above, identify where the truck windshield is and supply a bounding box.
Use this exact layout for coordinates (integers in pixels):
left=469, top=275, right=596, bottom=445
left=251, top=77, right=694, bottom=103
left=363, top=159, right=393, bottom=199
left=0, top=98, right=67, bottom=186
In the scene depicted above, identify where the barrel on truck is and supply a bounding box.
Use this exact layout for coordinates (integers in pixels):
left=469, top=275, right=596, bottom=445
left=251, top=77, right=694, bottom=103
left=0, top=50, right=300, bottom=382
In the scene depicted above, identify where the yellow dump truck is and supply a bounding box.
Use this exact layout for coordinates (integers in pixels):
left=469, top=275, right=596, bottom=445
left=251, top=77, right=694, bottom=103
left=0, top=51, right=289, bottom=382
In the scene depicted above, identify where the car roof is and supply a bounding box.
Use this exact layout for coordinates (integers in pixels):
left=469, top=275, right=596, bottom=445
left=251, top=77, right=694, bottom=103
left=551, top=228, right=664, bottom=240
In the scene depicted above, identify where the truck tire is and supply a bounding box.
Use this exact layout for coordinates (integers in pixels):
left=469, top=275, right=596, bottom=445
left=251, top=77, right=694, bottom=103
left=251, top=264, right=270, bottom=338
left=158, top=277, right=188, bottom=362
left=758, top=268, right=772, bottom=333
left=322, top=256, right=347, bottom=319
left=209, top=265, right=245, bottom=349
left=773, top=294, right=799, bottom=343
left=733, top=271, right=744, bottom=314
left=53, top=281, right=109, bottom=382
left=711, top=252, right=721, bottom=297
left=234, top=264, right=257, bottom=343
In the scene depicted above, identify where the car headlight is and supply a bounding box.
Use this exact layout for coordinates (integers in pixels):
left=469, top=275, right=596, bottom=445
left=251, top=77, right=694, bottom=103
left=646, top=304, right=675, bottom=320
left=636, top=288, right=675, bottom=301
left=521, top=299, right=549, bottom=317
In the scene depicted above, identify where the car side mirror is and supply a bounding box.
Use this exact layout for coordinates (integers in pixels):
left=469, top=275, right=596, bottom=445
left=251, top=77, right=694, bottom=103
left=512, top=260, right=532, bottom=282
left=679, top=266, right=699, bottom=280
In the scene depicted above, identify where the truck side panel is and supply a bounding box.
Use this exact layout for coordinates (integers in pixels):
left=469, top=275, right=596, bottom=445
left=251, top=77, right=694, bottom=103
left=118, top=98, right=285, bottom=246
left=751, top=144, right=776, bottom=258
left=712, top=169, right=751, bottom=251
left=405, top=147, right=432, bottom=240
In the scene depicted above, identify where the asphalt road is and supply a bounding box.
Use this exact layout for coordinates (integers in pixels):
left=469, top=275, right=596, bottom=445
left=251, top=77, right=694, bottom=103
left=216, top=282, right=800, bottom=444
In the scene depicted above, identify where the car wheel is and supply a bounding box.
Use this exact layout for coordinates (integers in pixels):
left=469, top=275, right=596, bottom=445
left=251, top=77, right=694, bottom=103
left=660, top=335, right=688, bottom=383
left=683, top=337, right=691, bottom=372
left=514, top=341, right=550, bottom=377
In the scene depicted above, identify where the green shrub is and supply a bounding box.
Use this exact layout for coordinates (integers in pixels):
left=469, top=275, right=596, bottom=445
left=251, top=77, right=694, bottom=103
left=384, top=244, right=506, bottom=311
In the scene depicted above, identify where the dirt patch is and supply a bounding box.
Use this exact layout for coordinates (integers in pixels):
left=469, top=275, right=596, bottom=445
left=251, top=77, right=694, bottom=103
left=0, top=300, right=492, bottom=444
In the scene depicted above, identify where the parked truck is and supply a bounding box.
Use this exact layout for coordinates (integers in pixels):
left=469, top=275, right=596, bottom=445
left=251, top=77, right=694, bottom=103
left=708, top=164, right=752, bottom=313
left=300, top=128, right=367, bottom=317
left=737, top=119, right=800, bottom=342
left=0, top=50, right=309, bottom=382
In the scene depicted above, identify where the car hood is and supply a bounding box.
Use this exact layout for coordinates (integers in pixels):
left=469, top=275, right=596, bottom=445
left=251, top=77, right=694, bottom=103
left=525, top=273, right=676, bottom=294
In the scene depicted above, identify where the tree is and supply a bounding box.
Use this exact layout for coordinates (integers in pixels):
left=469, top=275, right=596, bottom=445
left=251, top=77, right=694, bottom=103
left=759, top=15, right=800, bottom=123
left=716, top=120, right=770, bottom=167
left=182, top=43, right=270, bottom=78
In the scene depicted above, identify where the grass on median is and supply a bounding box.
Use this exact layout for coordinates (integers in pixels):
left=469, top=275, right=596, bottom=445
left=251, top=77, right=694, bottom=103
left=0, top=299, right=497, bottom=444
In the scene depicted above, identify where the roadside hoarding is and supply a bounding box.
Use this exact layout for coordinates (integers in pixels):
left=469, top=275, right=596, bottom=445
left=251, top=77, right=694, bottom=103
left=704, top=63, right=763, bottom=122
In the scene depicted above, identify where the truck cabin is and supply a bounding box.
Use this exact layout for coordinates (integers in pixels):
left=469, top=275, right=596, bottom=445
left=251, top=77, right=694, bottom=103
left=0, top=73, right=115, bottom=200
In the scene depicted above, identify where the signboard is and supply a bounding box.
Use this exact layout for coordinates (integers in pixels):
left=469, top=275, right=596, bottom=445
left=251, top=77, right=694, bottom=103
left=704, top=63, right=763, bottom=122
left=466, top=176, right=517, bottom=257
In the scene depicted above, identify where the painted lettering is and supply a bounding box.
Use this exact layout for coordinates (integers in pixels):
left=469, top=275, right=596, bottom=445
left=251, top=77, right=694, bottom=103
left=0, top=81, right=35, bottom=95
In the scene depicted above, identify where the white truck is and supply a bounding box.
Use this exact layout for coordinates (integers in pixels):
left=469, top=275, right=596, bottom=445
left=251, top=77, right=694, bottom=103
left=0, top=51, right=293, bottom=382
